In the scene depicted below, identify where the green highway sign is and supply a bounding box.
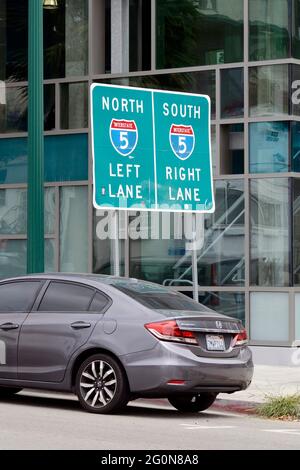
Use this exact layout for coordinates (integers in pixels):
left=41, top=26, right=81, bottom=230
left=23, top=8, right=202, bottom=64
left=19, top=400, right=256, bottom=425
left=90, top=84, right=214, bottom=213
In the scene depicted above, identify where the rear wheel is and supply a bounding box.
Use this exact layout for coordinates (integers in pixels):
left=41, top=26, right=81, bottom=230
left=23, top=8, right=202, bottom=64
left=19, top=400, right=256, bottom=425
left=75, top=354, right=129, bottom=414
left=168, top=393, right=217, bottom=413
left=0, top=387, right=22, bottom=397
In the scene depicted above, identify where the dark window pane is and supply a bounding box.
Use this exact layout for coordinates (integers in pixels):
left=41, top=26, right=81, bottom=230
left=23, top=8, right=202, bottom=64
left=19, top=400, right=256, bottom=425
left=44, top=84, right=55, bottom=131
left=89, top=292, right=109, bottom=312
left=0, top=85, right=55, bottom=133
left=44, top=0, right=88, bottom=79
left=220, top=124, right=244, bottom=175
left=102, top=70, right=216, bottom=119
left=293, top=0, right=300, bottom=59
left=38, top=281, right=94, bottom=312
left=249, top=122, right=289, bottom=173
left=60, top=82, right=88, bottom=129
left=0, top=281, right=40, bottom=312
left=292, top=122, right=300, bottom=172
left=291, top=65, right=300, bottom=116
left=221, top=68, right=244, bottom=118
left=0, top=0, right=28, bottom=82
left=249, top=65, right=289, bottom=117
left=157, top=0, right=243, bottom=69
left=199, top=292, right=245, bottom=324
left=200, top=180, right=245, bottom=286
left=249, top=0, right=289, bottom=61
left=129, top=0, right=151, bottom=71
left=250, top=178, right=290, bottom=287
left=0, top=86, right=27, bottom=132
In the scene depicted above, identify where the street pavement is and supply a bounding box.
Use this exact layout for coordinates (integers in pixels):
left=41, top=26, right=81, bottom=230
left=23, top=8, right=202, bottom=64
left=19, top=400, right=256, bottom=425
left=0, top=390, right=299, bottom=450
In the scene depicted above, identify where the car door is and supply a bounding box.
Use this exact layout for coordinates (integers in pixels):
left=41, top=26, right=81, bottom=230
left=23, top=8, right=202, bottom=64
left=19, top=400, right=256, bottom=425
left=18, top=280, right=110, bottom=383
left=0, top=280, right=42, bottom=380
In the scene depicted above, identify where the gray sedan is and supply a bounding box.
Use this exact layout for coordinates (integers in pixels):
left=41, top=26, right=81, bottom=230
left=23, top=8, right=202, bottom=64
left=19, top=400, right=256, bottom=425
left=0, top=274, right=253, bottom=414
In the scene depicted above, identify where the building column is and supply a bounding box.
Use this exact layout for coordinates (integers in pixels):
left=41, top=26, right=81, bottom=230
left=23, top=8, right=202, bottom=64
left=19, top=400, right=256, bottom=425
left=27, top=0, right=44, bottom=273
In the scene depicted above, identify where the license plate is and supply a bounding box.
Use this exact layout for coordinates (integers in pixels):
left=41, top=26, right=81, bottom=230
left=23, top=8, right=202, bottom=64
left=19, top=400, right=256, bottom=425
left=206, top=334, right=225, bottom=351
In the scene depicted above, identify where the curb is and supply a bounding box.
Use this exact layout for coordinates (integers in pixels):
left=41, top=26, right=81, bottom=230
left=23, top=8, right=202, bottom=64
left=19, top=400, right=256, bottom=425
left=136, top=397, right=260, bottom=415
left=212, top=398, right=260, bottom=415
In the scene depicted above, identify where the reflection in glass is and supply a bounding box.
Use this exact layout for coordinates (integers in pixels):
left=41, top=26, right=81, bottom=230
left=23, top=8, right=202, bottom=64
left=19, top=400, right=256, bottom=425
left=129, top=211, right=193, bottom=286
left=249, top=0, right=289, bottom=61
left=61, top=82, right=88, bottom=129
left=199, top=292, right=245, bottom=324
left=60, top=186, right=88, bottom=272
left=45, top=239, right=55, bottom=272
left=249, top=65, right=289, bottom=117
left=93, top=210, right=125, bottom=276
left=249, top=122, right=289, bottom=173
left=104, top=70, right=216, bottom=119
left=198, top=180, right=245, bottom=286
left=250, top=178, right=289, bottom=287
left=220, top=124, right=244, bottom=175
left=44, top=187, right=55, bottom=235
left=250, top=292, right=289, bottom=341
left=157, top=0, right=243, bottom=68
left=0, top=239, right=26, bottom=278
left=293, top=179, right=300, bottom=286
left=221, top=68, right=244, bottom=118
left=295, top=294, right=300, bottom=340
left=0, top=188, right=26, bottom=234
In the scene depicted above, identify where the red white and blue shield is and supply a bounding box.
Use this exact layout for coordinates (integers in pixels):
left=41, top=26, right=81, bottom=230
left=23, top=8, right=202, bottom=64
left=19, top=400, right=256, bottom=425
left=110, top=119, right=138, bottom=157
left=169, top=124, right=195, bottom=161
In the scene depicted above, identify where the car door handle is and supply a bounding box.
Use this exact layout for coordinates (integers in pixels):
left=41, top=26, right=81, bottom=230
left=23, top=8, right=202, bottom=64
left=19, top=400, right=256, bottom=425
left=0, top=322, right=19, bottom=331
left=70, top=321, right=91, bottom=330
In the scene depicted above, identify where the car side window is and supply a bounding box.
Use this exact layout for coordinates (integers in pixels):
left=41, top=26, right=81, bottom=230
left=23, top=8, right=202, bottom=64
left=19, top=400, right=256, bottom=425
left=0, top=281, right=41, bottom=313
left=89, top=292, right=110, bottom=312
left=38, top=282, right=95, bottom=312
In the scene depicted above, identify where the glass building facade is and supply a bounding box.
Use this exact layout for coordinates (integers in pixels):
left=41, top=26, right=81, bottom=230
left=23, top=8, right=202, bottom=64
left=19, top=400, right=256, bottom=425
left=1, top=0, right=300, bottom=347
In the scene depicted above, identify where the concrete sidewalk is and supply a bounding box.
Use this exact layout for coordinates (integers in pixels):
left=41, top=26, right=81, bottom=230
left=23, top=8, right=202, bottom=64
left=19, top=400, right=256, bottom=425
left=213, top=364, right=300, bottom=413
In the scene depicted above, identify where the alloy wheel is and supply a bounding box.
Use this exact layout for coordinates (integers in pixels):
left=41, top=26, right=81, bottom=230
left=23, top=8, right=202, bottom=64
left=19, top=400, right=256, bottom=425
left=79, top=360, right=117, bottom=409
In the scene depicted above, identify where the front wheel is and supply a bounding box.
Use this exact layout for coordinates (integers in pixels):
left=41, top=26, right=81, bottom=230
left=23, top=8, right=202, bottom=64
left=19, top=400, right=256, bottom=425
left=168, top=393, right=217, bottom=413
left=75, top=354, right=129, bottom=414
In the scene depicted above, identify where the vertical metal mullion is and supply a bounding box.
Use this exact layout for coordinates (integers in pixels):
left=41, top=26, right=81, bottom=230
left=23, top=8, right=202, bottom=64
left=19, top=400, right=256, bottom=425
left=55, top=186, right=60, bottom=271
left=124, top=211, right=130, bottom=277
left=215, top=68, right=221, bottom=177
left=244, top=0, right=250, bottom=334
left=88, top=76, right=93, bottom=273
left=151, top=0, right=156, bottom=71
left=55, top=82, right=60, bottom=131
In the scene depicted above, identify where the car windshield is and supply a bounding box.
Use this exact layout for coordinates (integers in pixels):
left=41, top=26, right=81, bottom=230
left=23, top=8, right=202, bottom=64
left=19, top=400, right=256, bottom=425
left=112, top=281, right=212, bottom=312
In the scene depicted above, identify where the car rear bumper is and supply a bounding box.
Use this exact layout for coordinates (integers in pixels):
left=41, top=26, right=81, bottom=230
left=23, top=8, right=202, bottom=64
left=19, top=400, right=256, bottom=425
left=122, top=342, right=254, bottom=397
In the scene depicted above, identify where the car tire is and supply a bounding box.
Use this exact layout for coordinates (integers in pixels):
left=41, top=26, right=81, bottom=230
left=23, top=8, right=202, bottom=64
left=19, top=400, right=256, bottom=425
left=168, top=393, right=217, bottom=413
left=0, top=387, right=22, bottom=397
left=75, top=354, right=129, bottom=414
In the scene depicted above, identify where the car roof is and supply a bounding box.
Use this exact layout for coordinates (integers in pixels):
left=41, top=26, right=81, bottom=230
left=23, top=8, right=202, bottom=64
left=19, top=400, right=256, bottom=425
left=0, top=273, right=172, bottom=292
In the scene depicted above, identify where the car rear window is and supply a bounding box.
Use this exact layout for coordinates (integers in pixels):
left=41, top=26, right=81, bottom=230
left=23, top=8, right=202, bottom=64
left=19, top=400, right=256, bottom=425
left=115, top=286, right=211, bottom=312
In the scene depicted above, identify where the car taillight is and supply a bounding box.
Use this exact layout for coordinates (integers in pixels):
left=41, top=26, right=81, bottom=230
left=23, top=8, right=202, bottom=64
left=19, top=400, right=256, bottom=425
left=145, top=320, right=198, bottom=345
left=232, top=328, right=248, bottom=347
